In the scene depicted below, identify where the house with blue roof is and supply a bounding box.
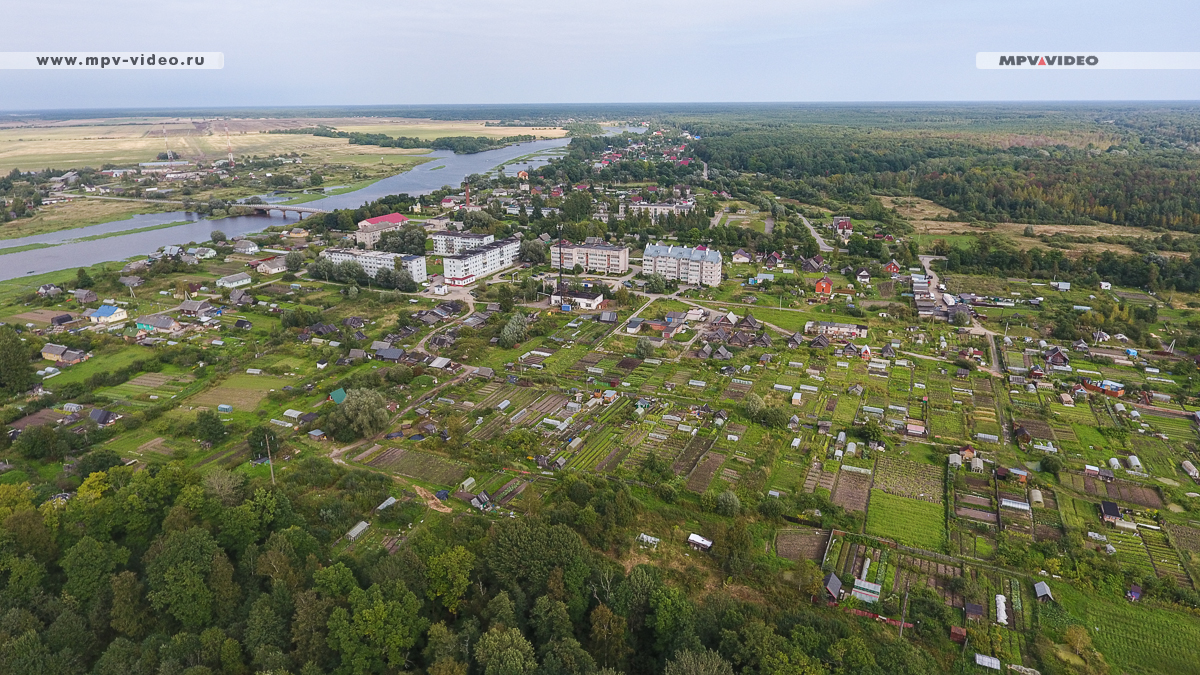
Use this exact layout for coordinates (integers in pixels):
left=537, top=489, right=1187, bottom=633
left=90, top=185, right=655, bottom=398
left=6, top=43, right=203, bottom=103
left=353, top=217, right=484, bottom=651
left=87, top=304, right=128, bottom=324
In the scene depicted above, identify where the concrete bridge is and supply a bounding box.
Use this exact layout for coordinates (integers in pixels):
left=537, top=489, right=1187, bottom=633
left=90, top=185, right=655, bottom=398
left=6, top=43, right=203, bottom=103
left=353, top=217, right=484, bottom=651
left=245, top=203, right=330, bottom=219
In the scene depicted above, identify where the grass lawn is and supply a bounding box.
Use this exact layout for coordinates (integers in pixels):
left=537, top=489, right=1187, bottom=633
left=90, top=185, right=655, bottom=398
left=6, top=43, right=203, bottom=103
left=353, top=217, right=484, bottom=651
left=0, top=198, right=178, bottom=240
left=1053, top=580, right=1200, bottom=675
left=865, top=490, right=946, bottom=551
left=49, top=346, right=147, bottom=386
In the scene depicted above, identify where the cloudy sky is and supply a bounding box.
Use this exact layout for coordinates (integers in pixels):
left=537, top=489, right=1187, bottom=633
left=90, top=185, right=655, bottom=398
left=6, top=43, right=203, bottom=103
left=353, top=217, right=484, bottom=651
left=2, top=0, right=1198, bottom=110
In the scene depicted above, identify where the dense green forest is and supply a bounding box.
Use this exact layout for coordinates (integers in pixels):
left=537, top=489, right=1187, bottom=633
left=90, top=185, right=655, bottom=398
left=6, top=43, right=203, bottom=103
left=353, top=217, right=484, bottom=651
left=0, top=456, right=969, bottom=675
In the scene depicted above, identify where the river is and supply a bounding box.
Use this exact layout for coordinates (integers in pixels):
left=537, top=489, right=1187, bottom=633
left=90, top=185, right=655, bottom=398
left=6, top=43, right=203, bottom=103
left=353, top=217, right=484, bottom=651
left=0, top=134, right=592, bottom=281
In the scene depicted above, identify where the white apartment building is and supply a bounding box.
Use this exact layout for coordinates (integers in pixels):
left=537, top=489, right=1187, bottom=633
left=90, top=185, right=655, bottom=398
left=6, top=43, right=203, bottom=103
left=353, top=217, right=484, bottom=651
left=549, top=240, right=630, bottom=274
left=622, top=202, right=694, bottom=220
left=320, top=248, right=428, bottom=282
left=443, top=238, right=520, bottom=286
left=642, top=244, right=723, bottom=287
left=431, top=230, right=494, bottom=255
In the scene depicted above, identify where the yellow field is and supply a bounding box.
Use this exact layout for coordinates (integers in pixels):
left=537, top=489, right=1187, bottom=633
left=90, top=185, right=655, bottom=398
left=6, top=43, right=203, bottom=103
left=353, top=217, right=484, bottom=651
left=0, top=116, right=561, bottom=172
left=878, top=195, right=1176, bottom=258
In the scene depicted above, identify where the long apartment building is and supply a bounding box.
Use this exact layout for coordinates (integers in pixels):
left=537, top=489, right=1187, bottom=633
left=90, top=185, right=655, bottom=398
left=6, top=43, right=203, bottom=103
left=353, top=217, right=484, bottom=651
left=622, top=202, right=694, bottom=220
left=642, top=243, right=722, bottom=287
left=443, top=238, right=520, bottom=286
left=549, top=240, right=630, bottom=274
left=431, top=230, right=494, bottom=255
left=320, top=248, right=428, bottom=282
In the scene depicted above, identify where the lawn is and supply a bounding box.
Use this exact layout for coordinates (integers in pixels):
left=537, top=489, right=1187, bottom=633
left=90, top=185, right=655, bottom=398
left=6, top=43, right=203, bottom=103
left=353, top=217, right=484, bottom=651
left=188, top=373, right=293, bottom=411
left=1053, top=581, right=1200, bottom=675
left=865, top=490, right=946, bottom=551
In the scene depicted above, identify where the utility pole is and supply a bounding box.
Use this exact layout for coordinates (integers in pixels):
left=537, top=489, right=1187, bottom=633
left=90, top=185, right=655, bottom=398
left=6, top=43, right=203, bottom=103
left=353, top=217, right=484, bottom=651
left=264, top=434, right=276, bottom=485
left=557, top=222, right=564, bottom=303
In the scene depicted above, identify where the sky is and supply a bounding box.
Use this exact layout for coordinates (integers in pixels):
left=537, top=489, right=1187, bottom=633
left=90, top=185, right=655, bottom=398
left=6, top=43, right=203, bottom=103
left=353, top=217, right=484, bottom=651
left=2, top=0, right=1199, bottom=110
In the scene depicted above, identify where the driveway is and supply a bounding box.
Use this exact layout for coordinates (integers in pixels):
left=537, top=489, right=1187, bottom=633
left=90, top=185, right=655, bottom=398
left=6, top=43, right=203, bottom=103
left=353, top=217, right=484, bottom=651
left=798, top=214, right=834, bottom=252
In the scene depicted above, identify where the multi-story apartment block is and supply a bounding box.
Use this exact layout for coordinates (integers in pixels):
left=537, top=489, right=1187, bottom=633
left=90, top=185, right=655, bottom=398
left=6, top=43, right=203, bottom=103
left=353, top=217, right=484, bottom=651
left=549, top=240, right=630, bottom=274
left=622, top=202, right=694, bottom=221
left=443, top=238, right=520, bottom=286
left=320, top=248, right=428, bottom=282
left=355, top=213, right=409, bottom=249
left=431, top=230, right=494, bottom=255
left=642, top=244, right=722, bottom=287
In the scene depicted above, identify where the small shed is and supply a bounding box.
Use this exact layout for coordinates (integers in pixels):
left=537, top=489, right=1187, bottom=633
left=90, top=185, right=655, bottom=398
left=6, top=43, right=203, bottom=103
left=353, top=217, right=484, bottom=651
left=1034, top=581, right=1054, bottom=602
left=965, top=602, right=984, bottom=622
left=1101, top=500, right=1121, bottom=524
left=687, top=533, right=713, bottom=552
left=950, top=626, right=967, bottom=644
left=823, top=573, right=843, bottom=601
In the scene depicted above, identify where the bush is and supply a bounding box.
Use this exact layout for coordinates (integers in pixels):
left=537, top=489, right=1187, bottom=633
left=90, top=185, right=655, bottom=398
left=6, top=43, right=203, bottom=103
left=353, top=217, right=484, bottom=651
left=715, top=490, right=741, bottom=517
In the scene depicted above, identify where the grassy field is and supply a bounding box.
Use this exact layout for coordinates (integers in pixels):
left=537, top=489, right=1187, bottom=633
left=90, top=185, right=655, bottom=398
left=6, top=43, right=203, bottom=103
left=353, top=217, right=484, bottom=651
left=865, top=490, right=946, bottom=551
left=0, top=198, right=180, bottom=240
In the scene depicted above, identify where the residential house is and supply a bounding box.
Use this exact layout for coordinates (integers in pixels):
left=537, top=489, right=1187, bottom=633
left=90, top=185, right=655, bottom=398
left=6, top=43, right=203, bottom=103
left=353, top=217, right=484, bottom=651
left=855, top=268, right=871, bottom=285
left=89, top=409, right=119, bottom=427
left=229, top=288, right=253, bottom=305
left=1100, top=500, right=1121, bottom=525
left=88, top=305, right=128, bottom=324
left=257, top=257, right=288, bottom=275
left=179, top=299, right=212, bottom=316
left=883, top=259, right=902, bottom=274
left=814, top=276, right=833, bottom=295
left=232, top=239, right=259, bottom=255
left=217, top=272, right=252, bottom=288
left=37, top=284, right=62, bottom=298
left=118, top=276, right=144, bottom=288
left=731, top=248, right=752, bottom=264
left=136, top=314, right=182, bottom=333
left=73, top=289, right=98, bottom=303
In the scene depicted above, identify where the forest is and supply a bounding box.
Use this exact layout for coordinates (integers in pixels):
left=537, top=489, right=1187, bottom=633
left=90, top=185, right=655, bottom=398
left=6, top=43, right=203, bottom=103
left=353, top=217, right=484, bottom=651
left=0, top=455, right=963, bottom=675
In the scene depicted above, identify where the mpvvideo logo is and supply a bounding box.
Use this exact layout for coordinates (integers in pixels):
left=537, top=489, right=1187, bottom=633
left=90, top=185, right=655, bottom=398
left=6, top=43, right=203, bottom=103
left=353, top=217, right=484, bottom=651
left=977, top=52, right=1200, bottom=70
left=997, top=55, right=1099, bottom=66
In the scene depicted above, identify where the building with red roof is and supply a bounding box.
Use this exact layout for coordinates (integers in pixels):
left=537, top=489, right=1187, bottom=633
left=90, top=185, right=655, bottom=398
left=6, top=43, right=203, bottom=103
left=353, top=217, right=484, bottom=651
left=355, top=213, right=409, bottom=249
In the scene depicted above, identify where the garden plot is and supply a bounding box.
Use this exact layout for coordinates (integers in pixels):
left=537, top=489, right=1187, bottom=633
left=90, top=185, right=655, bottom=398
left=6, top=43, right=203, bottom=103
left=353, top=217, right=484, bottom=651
left=367, top=447, right=466, bottom=485
left=722, top=379, right=753, bottom=401
left=928, top=408, right=967, bottom=441
left=866, top=490, right=946, bottom=551
left=1166, top=523, right=1200, bottom=555
left=597, top=428, right=644, bottom=472
left=1033, top=505, right=1064, bottom=541
left=874, top=457, right=943, bottom=503
left=891, top=554, right=962, bottom=608
left=802, top=461, right=836, bottom=493
left=1014, top=418, right=1055, bottom=440
left=686, top=451, right=726, bottom=492
left=1140, top=526, right=1192, bottom=588
left=513, top=393, right=569, bottom=427
left=1106, top=529, right=1157, bottom=577
left=1106, top=479, right=1164, bottom=509
left=775, top=529, right=830, bottom=563
left=830, top=470, right=872, bottom=512
left=568, top=351, right=604, bottom=374
left=190, top=373, right=289, bottom=410
left=136, top=437, right=175, bottom=455
left=566, top=425, right=619, bottom=470
left=103, top=371, right=197, bottom=403
left=672, top=433, right=715, bottom=475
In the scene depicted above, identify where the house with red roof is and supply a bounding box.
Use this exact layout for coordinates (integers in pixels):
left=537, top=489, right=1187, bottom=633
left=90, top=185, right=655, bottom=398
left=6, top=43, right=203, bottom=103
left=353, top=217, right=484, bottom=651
left=355, top=213, right=409, bottom=249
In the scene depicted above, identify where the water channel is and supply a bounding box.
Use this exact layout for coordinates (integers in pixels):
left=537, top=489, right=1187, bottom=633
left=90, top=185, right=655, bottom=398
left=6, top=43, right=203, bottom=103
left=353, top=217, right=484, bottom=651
left=0, top=133, right=603, bottom=281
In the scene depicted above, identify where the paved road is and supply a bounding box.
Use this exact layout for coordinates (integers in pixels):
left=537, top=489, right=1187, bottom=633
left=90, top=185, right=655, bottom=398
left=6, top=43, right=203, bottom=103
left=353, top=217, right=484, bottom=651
left=798, top=214, right=834, bottom=252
